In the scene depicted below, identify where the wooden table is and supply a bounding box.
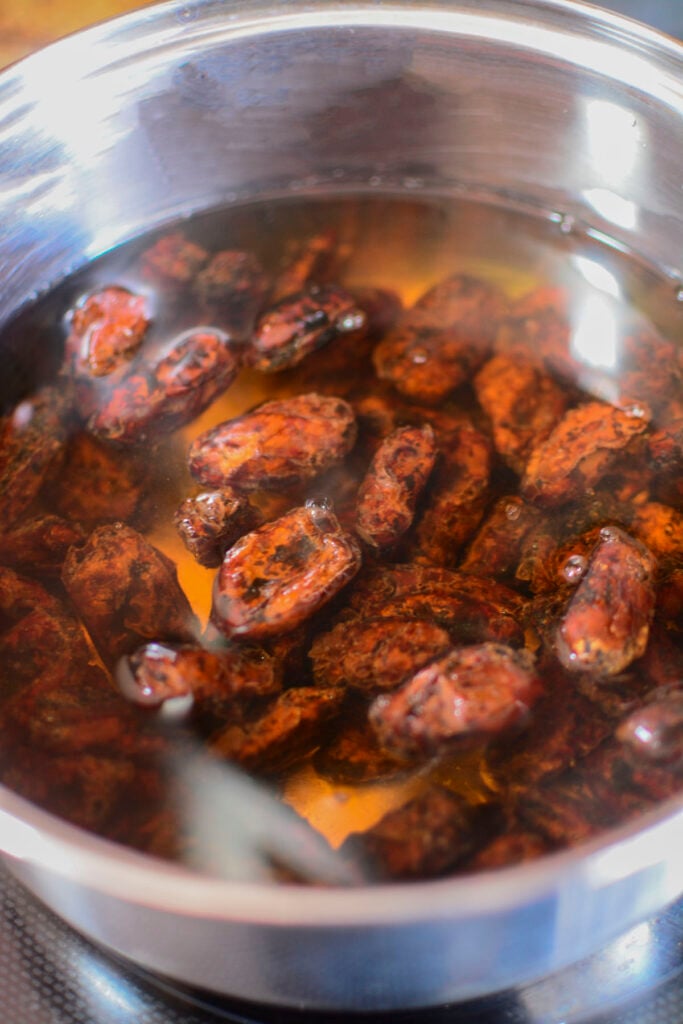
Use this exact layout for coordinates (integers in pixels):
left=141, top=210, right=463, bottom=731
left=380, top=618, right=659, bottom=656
left=0, top=0, right=154, bottom=69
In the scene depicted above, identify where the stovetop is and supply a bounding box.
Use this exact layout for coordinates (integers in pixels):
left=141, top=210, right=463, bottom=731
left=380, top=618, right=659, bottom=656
left=3, top=859, right=683, bottom=1024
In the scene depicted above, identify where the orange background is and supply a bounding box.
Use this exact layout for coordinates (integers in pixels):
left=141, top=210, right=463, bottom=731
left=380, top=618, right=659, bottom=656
left=0, top=0, right=153, bottom=68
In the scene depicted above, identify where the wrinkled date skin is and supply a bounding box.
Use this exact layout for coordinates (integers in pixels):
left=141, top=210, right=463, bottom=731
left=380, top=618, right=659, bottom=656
left=174, top=489, right=263, bottom=568
left=65, top=286, right=150, bottom=378
left=412, top=422, right=491, bottom=566
left=356, top=424, right=436, bottom=549
left=460, top=497, right=544, bottom=582
left=474, top=353, right=568, bottom=474
left=140, top=232, right=209, bottom=288
left=342, top=788, right=504, bottom=880
left=3, top=662, right=143, bottom=757
left=522, top=401, right=650, bottom=508
left=0, top=388, right=67, bottom=528
left=189, top=393, right=357, bottom=491
left=0, top=568, right=89, bottom=699
left=89, top=330, right=239, bottom=445
left=485, top=661, right=613, bottom=790
left=62, top=523, right=197, bottom=665
left=344, top=564, right=527, bottom=647
left=210, top=685, right=345, bottom=773
left=370, top=643, right=541, bottom=760
left=630, top=502, right=683, bottom=563
left=271, top=231, right=342, bottom=303
left=373, top=274, right=508, bottom=406
left=310, top=615, right=451, bottom=694
left=314, top=715, right=409, bottom=783
left=556, top=526, right=656, bottom=676
left=0, top=750, right=140, bottom=834
left=248, top=284, right=367, bottom=373
left=54, top=432, right=146, bottom=526
left=194, top=250, right=268, bottom=338
left=516, top=738, right=673, bottom=849
left=212, top=503, right=362, bottom=640
left=0, top=515, right=85, bottom=575
left=465, top=827, right=552, bottom=871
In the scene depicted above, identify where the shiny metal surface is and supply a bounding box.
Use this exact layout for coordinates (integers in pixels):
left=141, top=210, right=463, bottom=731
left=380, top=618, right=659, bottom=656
left=1, top=0, right=683, bottom=1011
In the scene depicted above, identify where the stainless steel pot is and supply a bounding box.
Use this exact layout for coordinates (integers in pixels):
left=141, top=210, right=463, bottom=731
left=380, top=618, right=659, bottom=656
left=1, top=0, right=683, bottom=1011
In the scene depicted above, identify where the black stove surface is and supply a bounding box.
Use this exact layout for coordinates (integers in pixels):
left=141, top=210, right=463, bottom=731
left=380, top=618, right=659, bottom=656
left=3, top=861, right=683, bottom=1024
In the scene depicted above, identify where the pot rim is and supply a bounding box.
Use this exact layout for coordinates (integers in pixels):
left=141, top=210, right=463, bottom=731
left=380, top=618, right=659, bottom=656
left=3, top=779, right=683, bottom=925
left=1, top=0, right=683, bottom=934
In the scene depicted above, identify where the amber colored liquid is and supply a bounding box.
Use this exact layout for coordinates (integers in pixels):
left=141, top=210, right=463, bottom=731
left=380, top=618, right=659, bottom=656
left=1, top=193, right=681, bottom=863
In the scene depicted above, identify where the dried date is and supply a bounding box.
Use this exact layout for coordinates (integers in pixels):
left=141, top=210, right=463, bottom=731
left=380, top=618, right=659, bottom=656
left=89, top=329, right=239, bottom=444
left=373, top=274, right=507, bottom=405
left=485, top=661, right=613, bottom=790
left=248, top=284, right=366, bottom=372
left=0, top=387, right=68, bottom=527
left=140, top=232, right=209, bottom=288
left=355, top=424, right=436, bottom=549
left=310, top=615, right=451, bottom=694
left=460, top=497, right=543, bottom=582
left=474, top=353, right=568, bottom=474
left=189, top=393, right=357, bottom=491
left=0, top=749, right=138, bottom=833
left=521, top=401, right=650, bottom=508
left=62, top=523, right=197, bottom=665
left=344, top=564, right=527, bottom=647
left=174, top=489, right=263, bottom=568
left=118, top=641, right=282, bottom=717
left=314, top=714, right=409, bottom=783
left=3, top=663, right=143, bottom=756
left=53, top=432, right=146, bottom=526
left=370, top=643, right=541, bottom=761
left=194, top=250, right=268, bottom=337
left=630, top=502, right=683, bottom=563
left=342, top=787, right=504, bottom=880
left=555, top=526, right=656, bottom=675
left=271, top=231, right=341, bottom=302
left=464, top=826, right=552, bottom=871
left=412, top=422, right=491, bottom=565
left=0, top=515, right=85, bottom=575
left=65, top=286, right=150, bottom=378
left=212, top=502, right=362, bottom=640
left=210, top=685, right=345, bottom=773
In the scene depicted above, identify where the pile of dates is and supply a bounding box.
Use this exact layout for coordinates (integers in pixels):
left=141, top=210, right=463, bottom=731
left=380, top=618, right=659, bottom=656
left=0, top=226, right=681, bottom=883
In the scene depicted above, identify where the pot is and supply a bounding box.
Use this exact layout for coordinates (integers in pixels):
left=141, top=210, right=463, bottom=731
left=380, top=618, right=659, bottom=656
left=0, top=0, right=682, bottom=1011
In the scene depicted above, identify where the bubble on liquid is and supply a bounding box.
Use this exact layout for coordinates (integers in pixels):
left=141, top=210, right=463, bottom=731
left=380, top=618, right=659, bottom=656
left=177, top=4, right=198, bottom=22
left=402, top=177, right=423, bottom=190
left=559, top=214, right=575, bottom=235
left=337, top=311, right=366, bottom=332
left=504, top=502, right=521, bottom=521
left=305, top=496, right=334, bottom=526
left=622, top=401, right=647, bottom=419
left=410, top=347, right=428, bottom=365
left=369, top=176, right=383, bottom=188
left=600, top=526, right=618, bottom=542
left=562, top=554, right=587, bottom=583
left=676, top=287, right=683, bottom=303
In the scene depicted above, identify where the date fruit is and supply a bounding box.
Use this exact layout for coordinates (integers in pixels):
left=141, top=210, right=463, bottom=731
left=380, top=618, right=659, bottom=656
left=212, top=502, right=362, bottom=640
left=189, top=393, right=357, bottom=491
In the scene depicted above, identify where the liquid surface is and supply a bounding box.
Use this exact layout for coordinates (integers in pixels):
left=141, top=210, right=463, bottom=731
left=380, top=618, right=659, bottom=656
left=0, top=194, right=681, bottom=883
